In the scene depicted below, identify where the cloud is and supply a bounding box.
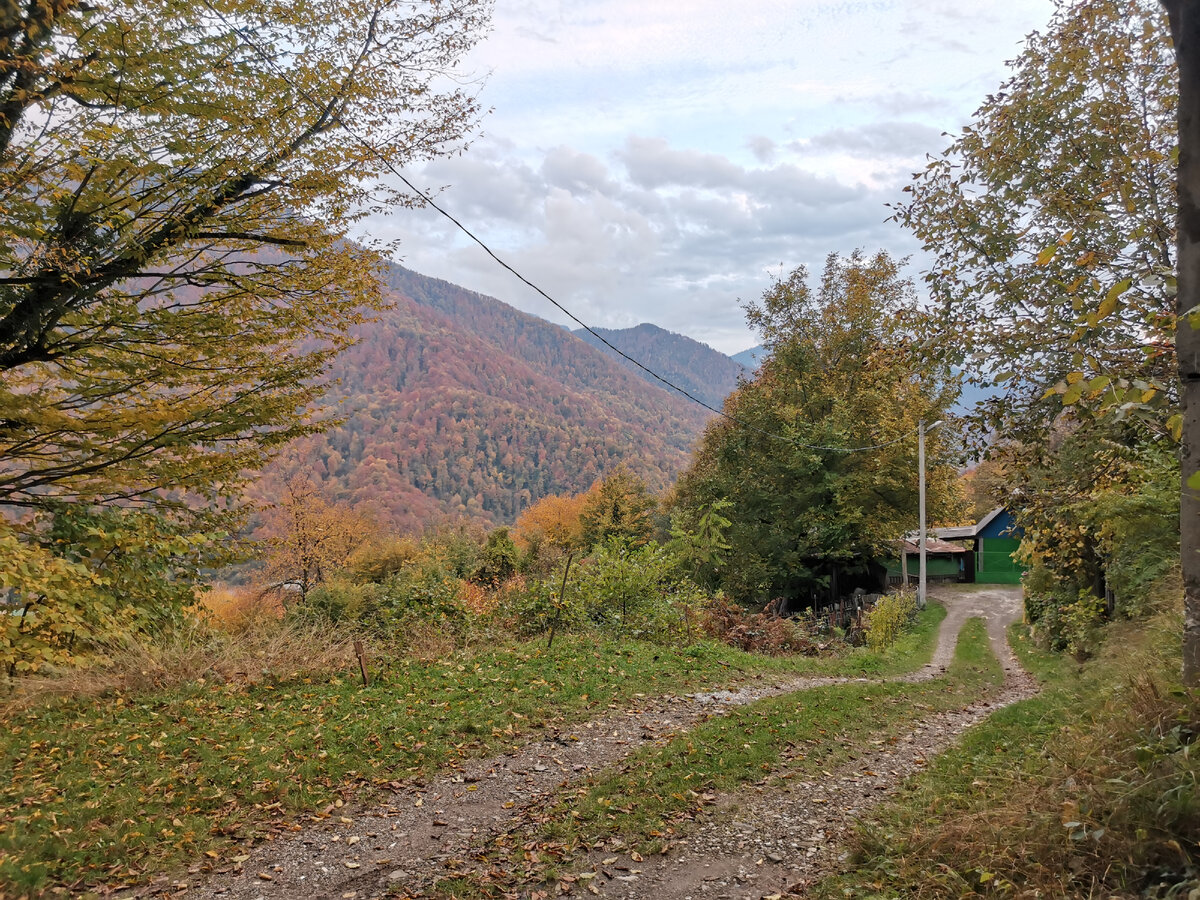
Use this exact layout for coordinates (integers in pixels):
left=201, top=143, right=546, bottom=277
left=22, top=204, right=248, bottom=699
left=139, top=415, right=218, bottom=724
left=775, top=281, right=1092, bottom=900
left=747, top=135, right=777, bottom=163
left=361, top=131, right=921, bottom=354
left=616, top=137, right=745, bottom=191
left=804, top=121, right=947, bottom=158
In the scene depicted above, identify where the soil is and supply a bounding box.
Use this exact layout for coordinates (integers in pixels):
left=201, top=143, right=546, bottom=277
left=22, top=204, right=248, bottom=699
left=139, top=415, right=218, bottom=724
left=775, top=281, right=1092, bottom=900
left=157, top=585, right=1033, bottom=900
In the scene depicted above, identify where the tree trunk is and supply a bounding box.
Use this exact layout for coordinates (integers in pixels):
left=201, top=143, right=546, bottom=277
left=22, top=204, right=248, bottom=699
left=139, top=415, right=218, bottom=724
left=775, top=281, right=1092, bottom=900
left=1163, top=0, right=1200, bottom=686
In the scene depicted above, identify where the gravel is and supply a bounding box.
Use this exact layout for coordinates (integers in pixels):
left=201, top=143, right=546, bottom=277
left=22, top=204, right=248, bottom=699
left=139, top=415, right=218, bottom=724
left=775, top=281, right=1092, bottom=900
left=143, top=586, right=1032, bottom=900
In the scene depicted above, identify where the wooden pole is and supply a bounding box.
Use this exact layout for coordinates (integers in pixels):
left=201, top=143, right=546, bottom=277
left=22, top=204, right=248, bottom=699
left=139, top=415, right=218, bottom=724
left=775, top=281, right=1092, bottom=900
left=354, top=639, right=369, bottom=688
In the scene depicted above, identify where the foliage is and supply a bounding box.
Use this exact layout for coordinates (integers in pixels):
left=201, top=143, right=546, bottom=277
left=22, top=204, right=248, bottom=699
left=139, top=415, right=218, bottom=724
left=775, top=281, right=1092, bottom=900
left=1, top=506, right=229, bottom=674
left=700, top=594, right=816, bottom=655
left=0, top=0, right=492, bottom=661
left=268, top=264, right=710, bottom=532
left=1012, top=420, right=1179, bottom=647
left=472, top=528, right=519, bottom=586
left=257, top=477, right=371, bottom=601
left=668, top=498, right=733, bottom=588
left=894, top=0, right=1177, bottom=441
left=574, top=322, right=747, bottom=409
left=672, top=250, right=962, bottom=607
left=570, top=539, right=704, bottom=642
left=512, top=490, right=588, bottom=564
left=296, top=545, right=476, bottom=647
left=578, top=466, right=656, bottom=548
left=0, top=0, right=489, bottom=513
left=864, top=589, right=918, bottom=652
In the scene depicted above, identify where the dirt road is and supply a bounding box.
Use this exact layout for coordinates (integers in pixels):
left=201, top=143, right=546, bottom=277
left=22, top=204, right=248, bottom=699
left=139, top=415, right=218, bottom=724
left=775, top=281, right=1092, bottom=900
left=169, top=585, right=1033, bottom=900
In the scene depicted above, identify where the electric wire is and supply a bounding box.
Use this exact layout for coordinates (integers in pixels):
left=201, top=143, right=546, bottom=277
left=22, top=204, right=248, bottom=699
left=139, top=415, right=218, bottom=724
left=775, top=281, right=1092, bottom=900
left=202, top=4, right=921, bottom=455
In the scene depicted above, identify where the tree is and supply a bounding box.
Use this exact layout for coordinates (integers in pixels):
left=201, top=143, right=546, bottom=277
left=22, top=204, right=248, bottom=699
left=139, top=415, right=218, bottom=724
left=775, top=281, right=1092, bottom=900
left=511, top=491, right=589, bottom=561
left=0, top=0, right=490, bottom=514
left=673, top=251, right=962, bottom=607
left=578, top=466, right=656, bottom=549
left=897, top=0, right=1198, bottom=681
left=1161, top=0, right=1200, bottom=684
left=258, top=477, right=371, bottom=602
left=894, top=0, right=1177, bottom=443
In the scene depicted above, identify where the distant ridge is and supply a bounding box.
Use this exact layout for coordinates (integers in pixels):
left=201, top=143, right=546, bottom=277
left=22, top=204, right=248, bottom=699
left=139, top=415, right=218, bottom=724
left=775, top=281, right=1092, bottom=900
left=264, top=264, right=712, bottom=531
left=731, top=344, right=767, bottom=369
left=574, top=323, right=747, bottom=410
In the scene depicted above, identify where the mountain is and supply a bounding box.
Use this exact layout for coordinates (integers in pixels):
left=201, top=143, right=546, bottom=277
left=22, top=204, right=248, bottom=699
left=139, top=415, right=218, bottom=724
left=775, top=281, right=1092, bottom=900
left=573, top=323, right=747, bottom=410
left=264, top=264, right=712, bottom=532
left=731, top=344, right=767, bottom=369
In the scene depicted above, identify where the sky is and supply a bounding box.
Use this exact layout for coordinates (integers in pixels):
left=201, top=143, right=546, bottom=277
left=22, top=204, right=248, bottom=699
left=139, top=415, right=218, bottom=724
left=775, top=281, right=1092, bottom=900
left=359, top=0, right=1058, bottom=356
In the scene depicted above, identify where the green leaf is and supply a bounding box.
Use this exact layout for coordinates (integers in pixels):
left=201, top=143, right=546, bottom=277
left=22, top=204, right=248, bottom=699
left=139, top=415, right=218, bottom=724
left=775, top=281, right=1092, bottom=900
left=1167, top=413, right=1183, bottom=442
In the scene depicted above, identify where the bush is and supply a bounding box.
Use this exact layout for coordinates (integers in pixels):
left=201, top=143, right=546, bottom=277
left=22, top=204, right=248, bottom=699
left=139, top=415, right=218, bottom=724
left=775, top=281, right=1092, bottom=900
left=863, top=590, right=917, bottom=651
left=571, top=540, right=705, bottom=643
left=701, top=595, right=817, bottom=655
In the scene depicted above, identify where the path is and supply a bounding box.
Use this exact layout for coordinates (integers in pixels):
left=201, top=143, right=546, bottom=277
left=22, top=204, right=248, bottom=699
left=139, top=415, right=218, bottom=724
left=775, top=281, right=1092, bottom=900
left=583, top=585, right=1036, bottom=899
left=164, top=586, right=1032, bottom=900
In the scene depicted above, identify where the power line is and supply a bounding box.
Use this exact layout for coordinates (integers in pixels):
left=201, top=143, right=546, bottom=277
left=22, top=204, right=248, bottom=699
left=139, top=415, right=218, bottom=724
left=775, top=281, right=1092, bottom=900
left=201, top=2, right=920, bottom=455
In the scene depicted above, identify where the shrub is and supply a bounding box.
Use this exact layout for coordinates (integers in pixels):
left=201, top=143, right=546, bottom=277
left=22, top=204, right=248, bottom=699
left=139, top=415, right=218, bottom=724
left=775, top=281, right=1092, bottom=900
left=863, top=590, right=917, bottom=651
left=571, top=539, right=704, bottom=643
left=701, top=595, right=817, bottom=655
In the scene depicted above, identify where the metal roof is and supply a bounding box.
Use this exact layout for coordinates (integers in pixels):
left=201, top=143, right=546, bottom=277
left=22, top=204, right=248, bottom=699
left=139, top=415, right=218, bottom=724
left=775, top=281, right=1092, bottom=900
left=894, top=537, right=971, bottom=554
left=904, top=507, right=1006, bottom=542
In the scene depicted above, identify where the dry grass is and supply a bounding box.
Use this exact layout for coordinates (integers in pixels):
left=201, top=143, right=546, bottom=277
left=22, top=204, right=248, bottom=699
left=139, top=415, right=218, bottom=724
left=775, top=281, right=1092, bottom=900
left=197, top=582, right=284, bottom=626
left=2, top=612, right=360, bottom=713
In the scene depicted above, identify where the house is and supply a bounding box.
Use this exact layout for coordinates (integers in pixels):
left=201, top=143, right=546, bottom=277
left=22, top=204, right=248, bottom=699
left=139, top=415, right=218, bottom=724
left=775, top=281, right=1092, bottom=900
left=928, top=507, right=1025, bottom=585
left=884, top=537, right=972, bottom=588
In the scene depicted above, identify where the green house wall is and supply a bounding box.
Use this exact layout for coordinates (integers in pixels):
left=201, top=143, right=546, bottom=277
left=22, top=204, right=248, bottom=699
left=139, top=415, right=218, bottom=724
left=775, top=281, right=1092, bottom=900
left=976, top=536, right=1023, bottom=584
left=884, top=555, right=961, bottom=578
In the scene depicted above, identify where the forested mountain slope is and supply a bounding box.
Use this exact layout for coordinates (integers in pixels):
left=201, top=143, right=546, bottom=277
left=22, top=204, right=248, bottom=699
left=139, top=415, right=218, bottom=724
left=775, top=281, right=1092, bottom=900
left=573, top=323, right=747, bottom=410
left=266, top=264, right=711, bottom=531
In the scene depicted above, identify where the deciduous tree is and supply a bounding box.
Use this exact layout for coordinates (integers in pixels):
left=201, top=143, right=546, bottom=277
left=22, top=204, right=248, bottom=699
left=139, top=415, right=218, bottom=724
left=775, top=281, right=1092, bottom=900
left=259, top=477, right=370, bottom=601
left=894, top=0, right=1176, bottom=442
left=672, top=251, right=962, bottom=607
left=0, top=0, right=490, bottom=513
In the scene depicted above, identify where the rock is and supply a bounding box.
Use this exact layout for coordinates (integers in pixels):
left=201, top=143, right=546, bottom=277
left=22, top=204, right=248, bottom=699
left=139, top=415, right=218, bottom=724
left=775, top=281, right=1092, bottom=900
left=387, top=869, right=410, bottom=881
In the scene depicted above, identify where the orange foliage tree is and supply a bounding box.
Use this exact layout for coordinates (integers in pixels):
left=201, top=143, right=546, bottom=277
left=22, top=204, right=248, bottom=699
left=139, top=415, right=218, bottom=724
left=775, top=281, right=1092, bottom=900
left=258, top=478, right=371, bottom=602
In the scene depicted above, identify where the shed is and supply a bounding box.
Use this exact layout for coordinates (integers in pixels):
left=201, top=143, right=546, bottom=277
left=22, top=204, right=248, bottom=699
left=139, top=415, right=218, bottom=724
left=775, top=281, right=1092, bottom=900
left=971, top=508, right=1024, bottom=584
left=884, top=537, right=972, bottom=588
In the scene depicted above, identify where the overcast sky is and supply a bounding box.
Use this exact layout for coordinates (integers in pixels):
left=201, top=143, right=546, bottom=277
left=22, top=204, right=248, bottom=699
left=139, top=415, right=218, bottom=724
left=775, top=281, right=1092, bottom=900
left=360, top=0, right=1057, bottom=356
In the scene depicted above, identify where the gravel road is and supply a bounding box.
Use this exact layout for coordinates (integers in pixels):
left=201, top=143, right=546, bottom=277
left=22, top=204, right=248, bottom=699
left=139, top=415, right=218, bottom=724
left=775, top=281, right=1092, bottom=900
left=152, top=585, right=1032, bottom=900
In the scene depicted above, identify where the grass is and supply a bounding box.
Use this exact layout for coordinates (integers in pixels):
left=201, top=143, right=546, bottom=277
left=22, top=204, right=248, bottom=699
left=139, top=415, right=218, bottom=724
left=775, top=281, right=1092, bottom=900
left=0, top=603, right=947, bottom=896
left=429, top=616, right=1000, bottom=897
left=0, top=635, right=775, bottom=896
left=814, top=603, right=1200, bottom=899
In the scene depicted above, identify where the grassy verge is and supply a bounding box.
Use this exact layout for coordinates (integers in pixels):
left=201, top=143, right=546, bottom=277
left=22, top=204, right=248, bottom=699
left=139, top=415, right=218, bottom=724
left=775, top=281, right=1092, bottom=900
left=0, top=634, right=791, bottom=896
left=430, top=616, right=999, bottom=897
left=815, top=607, right=1200, bottom=899
left=0, top=602, right=946, bottom=896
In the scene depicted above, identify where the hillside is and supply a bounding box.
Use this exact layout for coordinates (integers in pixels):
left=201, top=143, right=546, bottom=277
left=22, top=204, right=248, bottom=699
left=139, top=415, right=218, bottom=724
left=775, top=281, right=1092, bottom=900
left=731, top=344, right=766, bottom=369
left=573, top=323, right=747, bottom=410
left=265, top=264, right=712, bottom=531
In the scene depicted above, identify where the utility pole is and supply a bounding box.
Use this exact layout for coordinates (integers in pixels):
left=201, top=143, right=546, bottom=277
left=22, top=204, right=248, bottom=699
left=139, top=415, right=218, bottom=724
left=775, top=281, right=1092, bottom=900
left=917, top=419, right=943, bottom=610
left=918, top=418, right=927, bottom=610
